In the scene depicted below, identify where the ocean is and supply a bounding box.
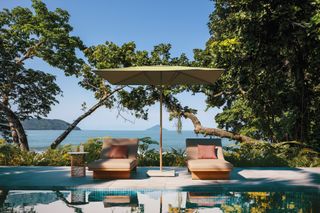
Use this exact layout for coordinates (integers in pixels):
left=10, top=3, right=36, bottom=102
left=25, top=130, right=235, bottom=151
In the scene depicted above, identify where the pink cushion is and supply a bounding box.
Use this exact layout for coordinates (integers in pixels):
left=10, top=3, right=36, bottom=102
left=197, top=145, right=217, bottom=159
left=107, top=145, right=128, bottom=159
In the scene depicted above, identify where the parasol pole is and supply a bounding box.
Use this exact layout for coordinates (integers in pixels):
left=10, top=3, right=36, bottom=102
left=159, top=86, right=163, bottom=171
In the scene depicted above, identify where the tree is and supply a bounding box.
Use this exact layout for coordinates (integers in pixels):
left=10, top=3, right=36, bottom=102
left=50, top=41, right=192, bottom=148
left=69, top=41, right=258, bottom=147
left=0, top=60, right=61, bottom=150
left=193, top=0, right=320, bottom=149
left=0, top=0, right=84, bottom=150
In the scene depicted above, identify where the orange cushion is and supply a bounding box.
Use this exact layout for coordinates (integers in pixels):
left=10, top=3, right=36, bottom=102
left=107, top=145, right=128, bottom=159
left=197, top=144, right=217, bottom=159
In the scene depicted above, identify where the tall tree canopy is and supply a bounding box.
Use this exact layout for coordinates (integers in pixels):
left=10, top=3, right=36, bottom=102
left=195, top=0, right=320, bottom=149
left=83, top=41, right=191, bottom=118
left=50, top=41, right=192, bottom=148
left=0, top=0, right=84, bottom=150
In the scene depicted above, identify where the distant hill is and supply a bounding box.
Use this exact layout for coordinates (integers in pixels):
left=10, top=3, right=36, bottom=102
left=146, top=125, right=169, bottom=131
left=22, top=118, right=81, bottom=130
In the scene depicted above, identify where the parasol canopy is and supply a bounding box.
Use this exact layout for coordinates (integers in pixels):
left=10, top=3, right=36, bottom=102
left=94, top=65, right=223, bottom=176
left=94, top=66, right=223, bottom=85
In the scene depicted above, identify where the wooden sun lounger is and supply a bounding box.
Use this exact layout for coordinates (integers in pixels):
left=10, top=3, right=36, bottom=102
left=186, top=138, right=233, bottom=180
left=87, top=138, right=139, bottom=179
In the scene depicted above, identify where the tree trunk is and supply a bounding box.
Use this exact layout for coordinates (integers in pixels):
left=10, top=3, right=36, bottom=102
left=0, top=102, right=29, bottom=151
left=50, top=87, right=125, bottom=149
left=0, top=189, right=8, bottom=208
left=50, top=99, right=105, bottom=149
left=293, top=50, right=309, bottom=142
left=180, top=111, right=259, bottom=143
left=7, top=118, right=19, bottom=145
left=2, top=97, right=19, bottom=145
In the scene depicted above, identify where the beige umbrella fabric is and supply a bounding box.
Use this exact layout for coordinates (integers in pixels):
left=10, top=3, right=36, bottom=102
left=94, top=66, right=223, bottom=85
left=94, top=65, right=223, bottom=174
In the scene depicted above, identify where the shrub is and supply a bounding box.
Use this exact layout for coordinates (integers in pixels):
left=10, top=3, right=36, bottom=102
left=137, top=137, right=160, bottom=166
left=0, top=137, right=319, bottom=167
left=0, top=139, right=5, bottom=144
left=37, top=145, right=73, bottom=166
left=224, top=141, right=320, bottom=167
left=83, top=138, right=103, bottom=163
left=0, top=143, right=38, bottom=166
left=137, top=137, right=186, bottom=166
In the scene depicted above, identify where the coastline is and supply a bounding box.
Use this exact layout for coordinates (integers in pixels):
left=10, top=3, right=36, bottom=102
left=23, top=130, right=235, bottom=152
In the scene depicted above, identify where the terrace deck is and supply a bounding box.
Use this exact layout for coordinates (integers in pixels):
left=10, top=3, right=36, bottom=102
left=0, top=166, right=319, bottom=191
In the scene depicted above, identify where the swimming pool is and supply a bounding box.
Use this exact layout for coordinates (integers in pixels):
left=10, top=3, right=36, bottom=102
left=1, top=188, right=319, bottom=212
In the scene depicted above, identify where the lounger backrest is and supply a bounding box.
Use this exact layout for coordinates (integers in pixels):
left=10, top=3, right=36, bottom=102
left=186, top=138, right=223, bottom=160
left=100, top=138, right=139, bottom=159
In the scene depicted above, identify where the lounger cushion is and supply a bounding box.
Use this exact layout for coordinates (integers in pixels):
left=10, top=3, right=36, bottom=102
left=100, top=138, right=139, bottom=159
left=88, top=159, right=137, bottom=170
left=107, top=145, right=128, bottom=159
left=198, top=144, right=217, bottom=159
left=188, top=159, right=233, bottom=171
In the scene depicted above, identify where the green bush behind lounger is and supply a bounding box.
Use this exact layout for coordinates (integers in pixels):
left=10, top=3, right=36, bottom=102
left=0, top=137, right=319, bottom=167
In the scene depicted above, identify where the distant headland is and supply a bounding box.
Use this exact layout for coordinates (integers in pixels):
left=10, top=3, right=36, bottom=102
left=22, top=118, right=81, bottom=130
left=145, top=125, right=169, bottom=131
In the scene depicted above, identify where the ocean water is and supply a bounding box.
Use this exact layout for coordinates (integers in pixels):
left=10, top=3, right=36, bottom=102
left=25, top=130, right=234, bottom=151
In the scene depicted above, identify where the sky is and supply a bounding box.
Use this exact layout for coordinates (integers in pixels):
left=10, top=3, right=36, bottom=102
left=1, top=0, right=222, bottom=130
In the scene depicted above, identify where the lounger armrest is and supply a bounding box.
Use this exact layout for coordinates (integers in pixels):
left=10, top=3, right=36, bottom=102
left=217, top=146, right=225, bottom=160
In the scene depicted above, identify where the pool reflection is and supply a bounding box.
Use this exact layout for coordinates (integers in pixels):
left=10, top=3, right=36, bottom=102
left=0, top=189, right=319, bottom=212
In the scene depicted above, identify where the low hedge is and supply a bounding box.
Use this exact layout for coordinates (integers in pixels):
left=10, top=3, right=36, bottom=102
left=0, top=137, right=319, bottom=167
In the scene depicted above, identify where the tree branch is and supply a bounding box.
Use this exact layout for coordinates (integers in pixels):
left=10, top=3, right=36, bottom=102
left=16, top=41, right=45, bottom=65
left=115, top=104, right=135, bottom=124
left=176, top=111, right=259, bottom=143
left=50, top=86, right=125, bottom=149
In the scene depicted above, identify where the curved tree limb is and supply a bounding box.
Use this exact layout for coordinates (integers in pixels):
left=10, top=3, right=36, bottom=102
left=50, top=86, right=125, bottom=149
left=178, top=111, right=259, bottom=143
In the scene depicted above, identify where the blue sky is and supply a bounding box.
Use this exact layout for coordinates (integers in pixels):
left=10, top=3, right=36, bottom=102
left=1, top=0, right=221, bottom=130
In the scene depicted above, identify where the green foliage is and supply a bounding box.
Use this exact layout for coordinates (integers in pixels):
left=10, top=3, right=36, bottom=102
left=37, top=145, right=73, bottom=166
left=215, top=98, right=262, bottom=139
left=195, top=0, right=320, bottom=149
left=225, top=141, right=320, bottom=167
left=0, top=0, right=84, bottom=145
left=0, top=143, right=72, bottom=166
left=137, top=137, right=186, bottom=166
left=82, top=41, right=193, bottom=123
left=0, top=0, right=84, bottom=74
left=0, top=138, right=319, bottom=167
left=138, top=137, right=159, bottom=153
left=163, top=148, right=186, bottom=167
left=0, top=143, right=38, bottom=166
left=82, top=138, right=103, bottom=163
left=137, top=137, right=160, bottom=166
left=0, top=65, right=61, bottom=120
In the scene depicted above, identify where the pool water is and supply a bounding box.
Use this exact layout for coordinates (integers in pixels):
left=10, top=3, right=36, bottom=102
left=0, top=189, right=319, bottom=212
